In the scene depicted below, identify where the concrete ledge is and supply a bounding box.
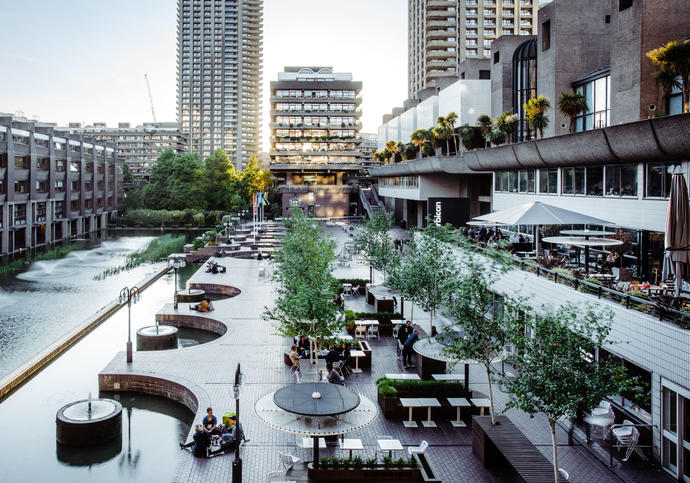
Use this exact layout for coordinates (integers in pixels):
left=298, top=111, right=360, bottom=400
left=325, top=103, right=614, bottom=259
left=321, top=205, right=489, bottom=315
left=0, top=266, right=170, bottom=402
left=98, top=369, right=209, bottom=419
left=188, top=282, right=241, bottom=297
left=156, top=304, right=228, bottom=336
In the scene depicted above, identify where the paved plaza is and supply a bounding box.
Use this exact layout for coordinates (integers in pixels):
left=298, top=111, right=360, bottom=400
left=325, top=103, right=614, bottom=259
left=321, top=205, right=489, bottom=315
left=99, top=226, right=671, bottom=482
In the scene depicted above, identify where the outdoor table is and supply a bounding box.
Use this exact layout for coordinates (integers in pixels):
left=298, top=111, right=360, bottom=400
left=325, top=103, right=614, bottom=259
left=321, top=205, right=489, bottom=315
left=446, top=398, right=471, bottom=428
left=299, top=437, right=326, bottom=450
left=377, top=438, right=404, bottom=457
left=391, top=319, right=405, bottom=325
left=471, top=398, right=491, bottom=416
left=399, top=397, right=441, bottom=428
left=350, top=349, right=365, bottom=373
left=273, top=382, right=360, bottom=417
left=355, top=319, right=379, bottom=326
left=342, top=283, right=352, bottom=296
left=385, top=373, right=420, bottom=380
left=431, top=373, right=465, bottom=382
left=339, top=438, right=363, bottom=458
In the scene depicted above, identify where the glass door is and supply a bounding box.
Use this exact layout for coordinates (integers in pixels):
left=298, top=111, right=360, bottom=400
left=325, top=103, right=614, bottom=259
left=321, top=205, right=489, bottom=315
left=662, top=380, right=690, bottom=481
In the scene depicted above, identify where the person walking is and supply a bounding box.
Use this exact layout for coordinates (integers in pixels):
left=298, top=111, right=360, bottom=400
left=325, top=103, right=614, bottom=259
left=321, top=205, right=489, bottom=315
left=403, top=330, right=419, bottom=368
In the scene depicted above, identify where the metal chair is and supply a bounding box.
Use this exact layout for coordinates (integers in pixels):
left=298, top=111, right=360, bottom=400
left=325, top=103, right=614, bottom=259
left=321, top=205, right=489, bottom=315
left=612, top=420, right=646, bottom=462
left=266, top=471, right=296, bottom=483
left=355, top=325, right=366, bottom=339
left=351, top=285, right=361, bottom=296
left=279, top=452, right=300, bottom=471
left=408, top=440, right=429, bottom=456
left=332, top=360, right=346, bottom=378
left=367, top=325, right=380, bottom=341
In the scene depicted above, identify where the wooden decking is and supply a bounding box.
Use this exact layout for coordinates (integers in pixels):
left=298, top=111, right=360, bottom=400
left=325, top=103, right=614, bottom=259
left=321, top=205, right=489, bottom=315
left=473, top=415, right=565, bottom=483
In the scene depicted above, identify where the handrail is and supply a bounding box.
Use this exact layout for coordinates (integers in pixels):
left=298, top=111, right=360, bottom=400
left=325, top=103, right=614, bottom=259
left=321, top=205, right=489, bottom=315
left=469, top=243, right=690, bottom=328
left=608, top=422, right=655, bottom=467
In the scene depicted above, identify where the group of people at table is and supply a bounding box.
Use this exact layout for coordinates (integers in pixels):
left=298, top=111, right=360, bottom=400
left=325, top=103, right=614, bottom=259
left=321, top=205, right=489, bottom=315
left=180, top=407, right=249, bottom=458
left=289, top=336, right=352, bottom=385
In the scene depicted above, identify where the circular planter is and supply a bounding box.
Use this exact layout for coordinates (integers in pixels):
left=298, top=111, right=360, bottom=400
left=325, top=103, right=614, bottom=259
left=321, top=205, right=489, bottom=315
left=176, top=289, right=205, bottom=303
left=56, top=398, right=122, bottom=447
left=136, top=325, right=179, bottom=351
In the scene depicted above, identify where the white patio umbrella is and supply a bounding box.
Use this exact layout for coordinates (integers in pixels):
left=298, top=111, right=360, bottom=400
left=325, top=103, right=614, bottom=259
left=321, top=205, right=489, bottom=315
left=473, top=201, right=615, bottom=256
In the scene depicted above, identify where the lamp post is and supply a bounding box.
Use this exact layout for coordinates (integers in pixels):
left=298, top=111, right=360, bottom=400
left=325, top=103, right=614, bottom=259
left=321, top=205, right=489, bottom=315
left=167, top=255, right=186, bottom=309
left=119, top=286, right=141, bottom=363
left=232, top=363, right=243, bottom=482
left=224, top=219, right=232, bottom=239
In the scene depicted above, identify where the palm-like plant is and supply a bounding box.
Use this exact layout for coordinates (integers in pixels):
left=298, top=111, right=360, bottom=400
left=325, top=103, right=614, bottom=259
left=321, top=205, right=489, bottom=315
left=445, top=112, right=458, bottom=154
left=384, top=140, right=400, bottom=163
left=647, top=40, right=690, bottom=113
left=433, top=120, right=452, bottom=156
left=495, top=111, right=519, bottom=143
left=523, top=96, right=551, bottom=139
left=476, top=114, right=493, bottom=147
left=557, top=92, right=588, bottom=133
left=654, top=69, right=681, bottom=112
left=458, top=124, right=484, bottom=151
left=410, top=129, right=428, bottom=159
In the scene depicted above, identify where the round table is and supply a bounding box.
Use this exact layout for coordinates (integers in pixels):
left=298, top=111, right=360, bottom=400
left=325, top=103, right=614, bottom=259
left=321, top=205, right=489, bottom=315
left=543, top=236, right=622, bottom=275
left=414, top=336, right=501, bottom=385
left=273, top=382, right=360, bottom=417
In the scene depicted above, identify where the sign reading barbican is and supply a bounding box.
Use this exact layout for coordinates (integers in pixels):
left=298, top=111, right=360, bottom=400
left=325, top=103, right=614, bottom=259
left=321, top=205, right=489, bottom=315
left=428, top=197, right=469, bottom=228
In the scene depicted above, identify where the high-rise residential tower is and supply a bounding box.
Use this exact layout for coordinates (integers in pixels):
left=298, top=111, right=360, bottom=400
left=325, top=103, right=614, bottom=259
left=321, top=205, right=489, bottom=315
left=269, top=67, right=363, bottom=218
left=408, top=0, right=538, bottom=98
left=177, top=0, right=263, bottom=169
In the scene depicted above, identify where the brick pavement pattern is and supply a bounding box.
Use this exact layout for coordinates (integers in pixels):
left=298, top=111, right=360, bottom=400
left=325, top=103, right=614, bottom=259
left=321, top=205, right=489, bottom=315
left=99, top=225, right=671, bottom=482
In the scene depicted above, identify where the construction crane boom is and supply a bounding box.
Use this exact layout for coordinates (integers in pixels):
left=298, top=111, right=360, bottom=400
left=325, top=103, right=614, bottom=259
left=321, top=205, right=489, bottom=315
left=144, top=74, right=157, bottom=123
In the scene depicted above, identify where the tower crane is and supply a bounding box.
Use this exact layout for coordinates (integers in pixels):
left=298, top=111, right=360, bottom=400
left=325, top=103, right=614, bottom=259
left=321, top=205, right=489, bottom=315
left=144, top=74, right=157, bottom=123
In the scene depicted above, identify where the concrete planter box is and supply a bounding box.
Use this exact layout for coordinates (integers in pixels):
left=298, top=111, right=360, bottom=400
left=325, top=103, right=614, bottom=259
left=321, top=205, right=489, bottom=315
left=378, top=388, right=473, bottom=420
left=307, top=464, right=422, bottom=481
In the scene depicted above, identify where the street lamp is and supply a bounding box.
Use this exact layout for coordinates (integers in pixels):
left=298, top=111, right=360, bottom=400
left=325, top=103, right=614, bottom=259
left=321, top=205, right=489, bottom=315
left=167, top=255, right=186, bottom=309
left=232, top=363, right=243, bottom=482
left=223, top=219, right=233, bottom=239
left=119, top=286, right=141, bottom=363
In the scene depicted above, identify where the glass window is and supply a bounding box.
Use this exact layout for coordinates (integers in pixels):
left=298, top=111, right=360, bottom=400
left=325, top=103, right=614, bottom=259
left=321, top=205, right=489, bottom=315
left=621, top=165, right=637, bottom=196
left=664, top=387, right=678, bottom=433
left=605, top=165, right=620, bottom=196
left=538, top=168, right=557, bottom=194
left=646, top=163, right=677, bottom=198
left=574, top=75, right=610, bottom=132
left=518, top=169, right=535, bottom=192
left=586, top=166, right=603, bottom=196
left=512, top=39, right=537, bottom=142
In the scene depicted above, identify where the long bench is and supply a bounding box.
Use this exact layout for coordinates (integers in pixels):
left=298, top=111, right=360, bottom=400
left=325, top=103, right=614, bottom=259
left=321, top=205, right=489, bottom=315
left=473, top=415, right=566, bottom=483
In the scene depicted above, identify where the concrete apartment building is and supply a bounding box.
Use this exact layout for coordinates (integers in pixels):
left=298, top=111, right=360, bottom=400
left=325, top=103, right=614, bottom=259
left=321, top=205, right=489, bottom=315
left=176, top=0, right=262, bottom=169
left=408, top=0, right=538, bottom=98
left=69, top=122, right=187, bottom=180
left=0, top=114, right=119, bottom=258
left=372, top=0, right=690, bottom=473
left=269, top=67, right=363, bottom=218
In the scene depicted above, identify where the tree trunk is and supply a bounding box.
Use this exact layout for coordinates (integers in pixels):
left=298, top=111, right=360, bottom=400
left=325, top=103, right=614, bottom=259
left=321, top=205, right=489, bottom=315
left=445, top=139, right=450, bottom=155
left=452, top=134, right=458, bottom=154
left=486, top=364, right=496, bottom=425
left=429, top=310, right=434, bottom=338
left=568, top=118, right=575, bottom=134
left=550, top=418, right=560, bottom=483
left=683, top=78, right=689, bottom=113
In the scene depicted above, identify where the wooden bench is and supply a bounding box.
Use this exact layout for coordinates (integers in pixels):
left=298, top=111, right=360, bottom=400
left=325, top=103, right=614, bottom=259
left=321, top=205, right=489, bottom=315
left=473, top=415, right=566, bottom=482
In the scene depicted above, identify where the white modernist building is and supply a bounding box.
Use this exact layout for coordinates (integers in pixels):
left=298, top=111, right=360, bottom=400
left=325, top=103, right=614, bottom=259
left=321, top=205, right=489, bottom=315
left=377, top=79, right=490, bottom=150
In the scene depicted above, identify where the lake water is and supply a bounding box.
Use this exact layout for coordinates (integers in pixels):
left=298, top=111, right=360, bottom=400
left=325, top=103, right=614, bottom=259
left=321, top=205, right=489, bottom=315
left=0, top=232, right=211, bottom=482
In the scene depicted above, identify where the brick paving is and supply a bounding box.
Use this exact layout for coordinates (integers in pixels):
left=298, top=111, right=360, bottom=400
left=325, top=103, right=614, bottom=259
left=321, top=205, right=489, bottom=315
left=98, top=225, right=672, bottom=482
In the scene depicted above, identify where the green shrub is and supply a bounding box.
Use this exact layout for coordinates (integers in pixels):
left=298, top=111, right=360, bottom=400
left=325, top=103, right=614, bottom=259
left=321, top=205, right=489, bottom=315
left=382, top=456, right=393, bottom=468
left=192, top=239, right=205, bottom=250
left=578, top=277, right=603, bottom=294
left=551, top=267, right=576, bottom=287
left=352, top=456, right=364, bottom=469
left=365, top=457, right=377, bottom=468
left=354, top=312, right=403, bottom=321
left=319, top=457, right=331, bottom=468
left=407, top=456, right=418, bottom=468
left=395, top=457, right=407, bottom=469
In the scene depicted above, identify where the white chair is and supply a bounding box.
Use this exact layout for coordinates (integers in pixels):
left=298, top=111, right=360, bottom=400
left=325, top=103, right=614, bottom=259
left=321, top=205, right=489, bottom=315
left=408, top=440, right=429, bottom=456
left=279, top=452, right=300, bottom=471
left=585, top=400, right=615, bottom=440
left=332, top=360, right=346, bottom=378
left=367, top=325, right=380, bottom=341
left=376, top=435, right=394, bottom=457
left=396, top=340, right=404, bottom=359
left=355, top=325, right=367, bottom=339
left=266, top=471, right=296, bottom=483
left=612, top=420, right=646, bottom=462
left=558, top=468, right=569, bottom=480
left=351, top=285, right=361, bottom=296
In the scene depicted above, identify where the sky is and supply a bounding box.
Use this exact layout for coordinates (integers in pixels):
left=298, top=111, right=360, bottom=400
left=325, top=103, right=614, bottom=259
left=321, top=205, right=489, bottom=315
left=0, top=0, right=408, bottom=151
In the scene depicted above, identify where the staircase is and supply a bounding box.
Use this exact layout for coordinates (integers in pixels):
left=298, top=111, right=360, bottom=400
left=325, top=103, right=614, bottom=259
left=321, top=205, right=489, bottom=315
left=359, top=187, right=386, bottom=219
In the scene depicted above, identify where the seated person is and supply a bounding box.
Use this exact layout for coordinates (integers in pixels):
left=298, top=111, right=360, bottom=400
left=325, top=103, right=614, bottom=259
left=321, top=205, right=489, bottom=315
left=210, top=416, right=249, bottom=455
left=297, top=336, right=309, bottom=357
left=602, top=251, right=618, bottom=270
left=180, top=424, right=211, bottom=457
left=190, top=298, right=210, bottom=312
left=202, top=407, right=221, bottom=436
left=325, top=345, right=340, bottom=365
left=340, top=343, right=352, bottom=369
left=288, top=345, right=301, bottom=370
left=327, top=363, right=344, bottom=385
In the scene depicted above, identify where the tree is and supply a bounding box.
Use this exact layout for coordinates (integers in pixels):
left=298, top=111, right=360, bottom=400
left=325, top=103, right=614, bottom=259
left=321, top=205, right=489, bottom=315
left=476, top=114, right=493, bottom=148
left=502, top=303, right=637, bottom=483
left=389, top=223, right=457, bottom=335
left=384, top=140, right=400, bottom=163
left=441, top=246, right=523, bottom=425
left=647, top=39, right=690, bottom=113
left=524, top=96, right=551, bottom=139
left=168, top=153, right=207, bottom=210
left=457, top=124, right=484, bottom=151
left=203, top=149, right=233, bottom=211
left=495, top=111, right=519, bottom=143
left=263, top=208, right=343, bottom=378
left=142, top=149, right=176, bottom=209
left=445, top=112, right=459, bottom=154
left=557, top=92, right=588, bottom=133
left=433, top=116, right=453, bottom=155
left=485, top=126, right=507, bottom=146
left=402, top=142, right=418, bottom=160
left=353, top=211, right=398, bottom=284
left=410, top=129, right=428, bottom=159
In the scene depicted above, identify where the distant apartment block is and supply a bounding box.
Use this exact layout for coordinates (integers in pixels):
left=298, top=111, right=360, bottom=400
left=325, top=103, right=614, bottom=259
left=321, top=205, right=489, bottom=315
left=269, top=67, right=363, bottom=217
left=177, top=0, right=263, bottom=168
left=408, top=0, right=538, bottom=97
left=0, top=114, right=119, bottom=257
left=70, top=122, right=187, bottom=180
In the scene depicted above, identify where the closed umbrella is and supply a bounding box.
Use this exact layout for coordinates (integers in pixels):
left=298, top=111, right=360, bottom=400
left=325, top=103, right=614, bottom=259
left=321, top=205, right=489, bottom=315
left=665, top=172, right=690, bottom=297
